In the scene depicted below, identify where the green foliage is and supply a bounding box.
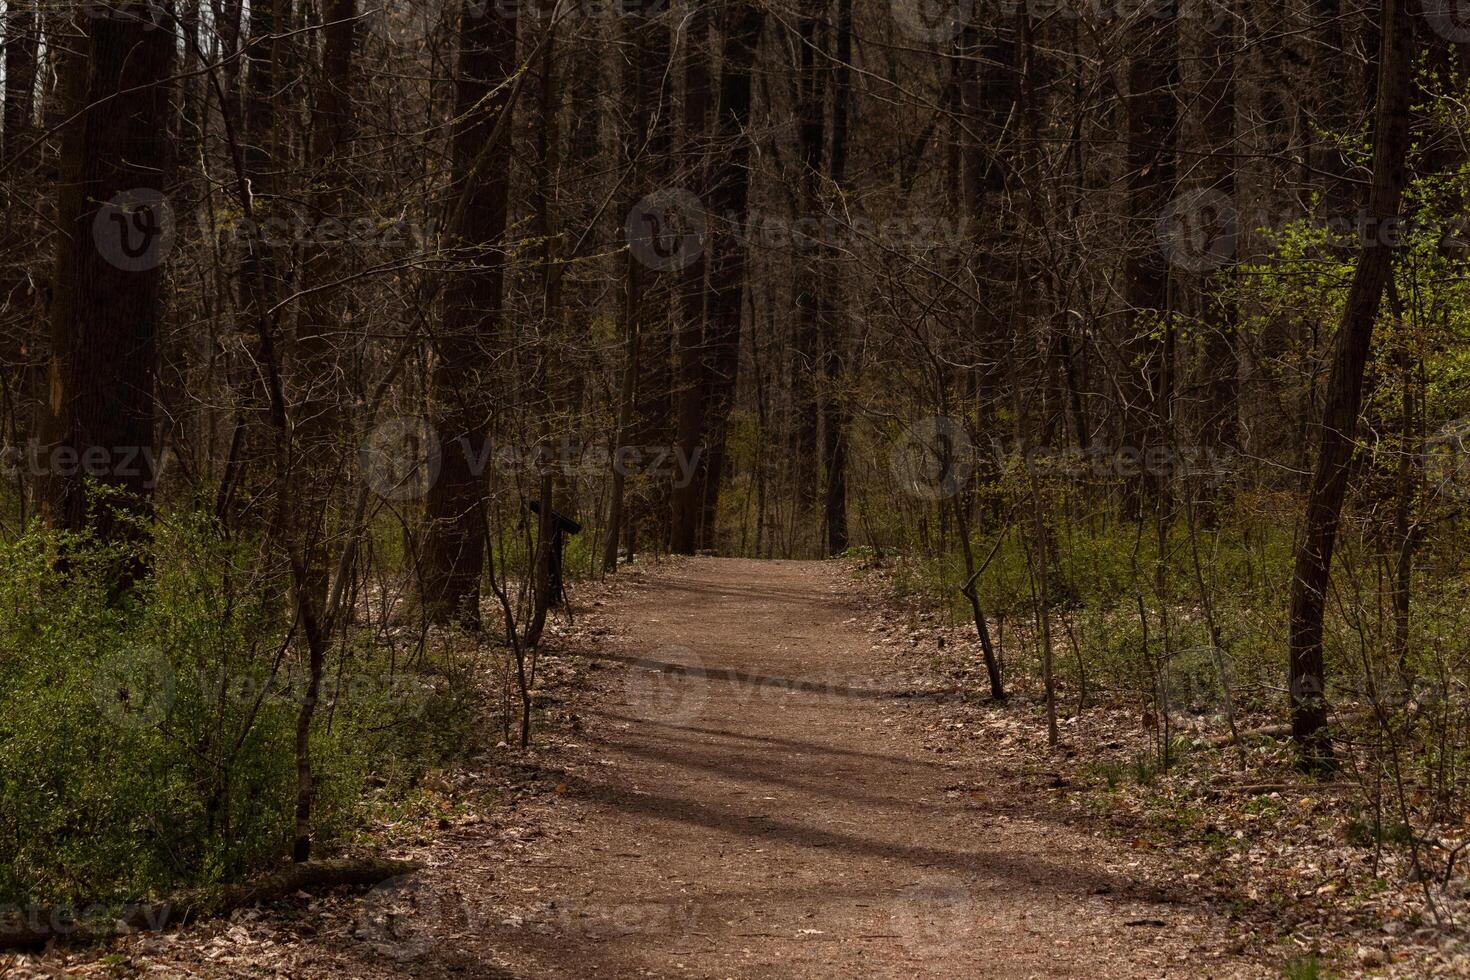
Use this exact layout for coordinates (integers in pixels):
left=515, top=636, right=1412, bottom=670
left=1088, top=756, right=1155, bottom=790
left=1283, top=955, right=1335, bottom=980
left=0, top=513, right=475, bottom=907
left=1345, top=817, right=1414, bottom=848
left=892, top=502, right=1301, bottom=717
left=1131, top=752, right=1159, bottom=787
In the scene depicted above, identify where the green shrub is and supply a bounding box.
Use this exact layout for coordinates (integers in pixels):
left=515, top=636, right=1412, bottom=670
left=0, top=511, right=475, bottom=907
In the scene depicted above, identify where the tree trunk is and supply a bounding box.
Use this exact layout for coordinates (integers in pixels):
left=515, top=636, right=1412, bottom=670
left=696, top=2, right=765, bottom=549
left=525, top=7, right=562, bottom=649
left=419, top=0, right=518, bottom=624
left=1120, top=4, right=1179, bottom=520
left=790, top=0, right=827, bottom=519
left=295, top=0, right=358, bottom=599
left=1286, top=0, right=1416, bottom=773
left=1198, top=1, right=1239, bottom=525
left=40, top=1, right=174, bottom=556
left=2, top=0, right=40, bottom=519
left=821, top=0, right=852, bottom=556
left=603, top=7, right=672, bottom=565
left=671, top=0, right=712, bottom=556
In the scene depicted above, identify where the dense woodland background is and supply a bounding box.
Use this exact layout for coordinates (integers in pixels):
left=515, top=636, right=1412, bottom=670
left=1, top=0, right=1468, bottom=941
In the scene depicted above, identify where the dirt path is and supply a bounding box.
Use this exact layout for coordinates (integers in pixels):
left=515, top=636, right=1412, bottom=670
left=446, top=558, right=1263, bottom=979
left=18, top=558, right=1267, bottom=978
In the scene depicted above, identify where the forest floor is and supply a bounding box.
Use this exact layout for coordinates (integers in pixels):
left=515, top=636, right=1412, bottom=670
left=8, top=557, right=1457, bottom=978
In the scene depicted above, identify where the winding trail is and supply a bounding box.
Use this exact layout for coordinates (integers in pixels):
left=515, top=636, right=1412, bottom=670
left=456, top=558, right=1260, bottom=978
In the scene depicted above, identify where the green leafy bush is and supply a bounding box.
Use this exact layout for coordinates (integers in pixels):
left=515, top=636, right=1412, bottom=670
left=0, top=511, right=469, bottom=907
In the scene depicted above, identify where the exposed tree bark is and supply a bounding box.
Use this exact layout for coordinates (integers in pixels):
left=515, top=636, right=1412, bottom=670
left=821, top=0, right=853, bottom=556
left=39, top=0, right=175, bottom=555
left=1198, top=0, right=1239, bottom=525
left=1, top=0, right=38, bottom=327
left=789, top=0, right=827, bottom=518
left=1287, top=0, right=1417, bottom=773
left=1120, top=3, right=1179, bottom=520
left=629, top=13, right=676, bottom=558
left=295, top=0, right=358, bottom=598
left=1, top=0, right=40, bottom=520
left=214, top=0, right=288, bottom=530
left=961, top=12, right=1017, bottom=450
left=604, top=6, right=672, bottom=568
left=419, top=0, right=518, bottom=623
left=671, top=0, right=712, bottom=555
left=696, top=1, right=765, bottom=548
left=525, top=7, right=562, bottom=649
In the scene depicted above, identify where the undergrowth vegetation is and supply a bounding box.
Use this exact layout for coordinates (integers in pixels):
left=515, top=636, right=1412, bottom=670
left=0, top=512, right=484, bottom=908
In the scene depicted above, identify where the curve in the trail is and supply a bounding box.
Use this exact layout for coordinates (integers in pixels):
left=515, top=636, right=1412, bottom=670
left=462, top=558, right=1262, bottom=979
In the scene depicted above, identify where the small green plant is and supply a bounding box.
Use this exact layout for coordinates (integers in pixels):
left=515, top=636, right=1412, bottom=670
left=1345, top=818, right=1414, bottom=848
left=1283, top=954, right=1335, bottom=980
left=1090, top=760, right=1128, bottom=790
left=1131, top=752, right=1159, bottom=787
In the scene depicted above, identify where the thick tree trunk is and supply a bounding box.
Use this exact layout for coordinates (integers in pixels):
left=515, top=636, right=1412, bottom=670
left=215, top=0, right=288, bottom=530
left=1120, top=5, right=1179, bottom=520
left=603, top=7, right=672, bottom=565
left=821, top=0, right=852, bottom=556
left=1198, top=2, right=1238, bottom=525
left=671, top=0, right=712, bottom=555
left=2, top=0, right=40, bottom=518
left=696, top=2, right=765, bottom=549
left=40, top=2, right=174, bottom=554
left=419, top=1, right=517, bottom=624
left=961, top=16, right=1016, bottom=449
left=525, top=8, right=562, bottom=648
left=1, top=0, right=38, bottom=325
left=1286, top=0, right=1416, bottom=773
left=629, top=14, right=676, bottom=557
